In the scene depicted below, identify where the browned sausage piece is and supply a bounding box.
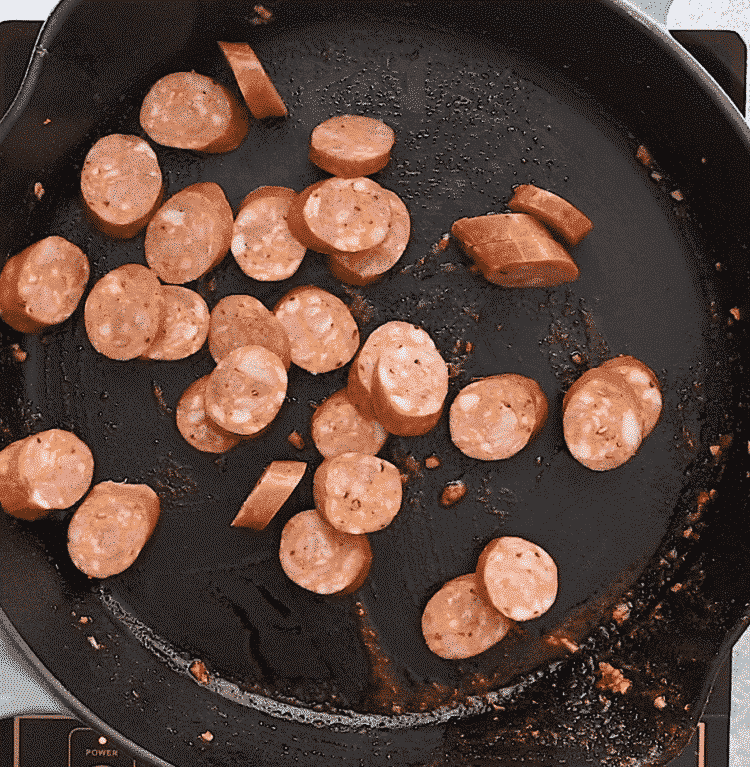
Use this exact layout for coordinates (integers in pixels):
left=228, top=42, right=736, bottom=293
left=231, top=460, right=306, bottom=530
left=449, top=374, right=548, bottom=461
left=80, top=134, right=164, bottom=239
left=208, top=294, right=291, bottom=369
left=313, top=452, right=402, bottom=534
left=562, top=366, right=643, bottom=471
left=0, top=440, right=27, bottom=517
left=67, top=481, right=161, bottom=578
left=0, top=237, right=89, bottom=334
left=311, top=388, right=388, bottom=458
left=84, top=263, right=163, bottom=361
left=309, top=115, right=396, bottom=177
left=278, top=509, right=372, bottom=594
left=145, top=182, right=233, bottom=285
left=175, top=375, right=242, bottom=454
left=477, top=536, right=558, bottom=622
left=599, top=355, right=662, bottom=437
left=204, top=344, right=287, bottom=436
left=421, top=573, right=512, bottom=659
left=140, top=286, right=209, bottom=361
left=326, top=189, right=411, bottom=286
left=217, top=41, right=288, bottom=119
left=286, top=177, right=391, bottom=256
left=371, top=344, right=449, bottom=437
left=231, top=186, right=307, bottom=281
left=508, top=184, right=593, bottom=246
left=273, top=286, right=359, bottom=374
left=140, top=71, right=249, bottom=152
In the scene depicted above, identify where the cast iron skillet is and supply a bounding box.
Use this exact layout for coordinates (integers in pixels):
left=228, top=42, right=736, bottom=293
left=1, top=1, right=750, bottom=765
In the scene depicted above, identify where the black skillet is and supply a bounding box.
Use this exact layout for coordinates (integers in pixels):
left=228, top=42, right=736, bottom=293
left=1, top=1, right=749, bottom=765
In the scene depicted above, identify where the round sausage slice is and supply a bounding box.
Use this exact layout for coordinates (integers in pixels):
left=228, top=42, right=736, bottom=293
left=279, top=509, right=372, bottom=595
left=311, top=388, right=388, bottom=458
left=231, top=186, right=307, bottom=281
left=204, top=344, right=287, bottom=436
left=140, top=71, right=249, bottom=153
left=421, top=573, right=511, bottom=659
left=231, top=460, right=307, bottom=531
left=508, top=184, right=593, bottom=246
left=372, top=344, right=449, bottom=437
left=477, top=537, right=558, bottom=622
left=0, top=237, right=89, bottom=334
left=175, top=375, right=242, bottom=454
left=562, top=367, right=643, bottom=471
left=208, top=294, right=291, bottom=369
left=84, top=263, right=162, bottom=361
left=347, top=321, right=435, bottom=420
left=145, top=182, right=233, bottom=284
left=218, top=41, right=288, bottom=119
left=273, top=286, right=359, bottom=374
left=67, top=481, right=161, bottom=579
left=309, top=115, right=396, bottom=178
left=327, top=189, right=410, bottom=286
left=449, top=374, right=548, bottom=461
left=599, top=355, right=662, bottom=437
left=313, top=452, right=402, bottom=534
left=140, top=286, right=209, bottom=361
left=0, top=440, right=27, bottom=518
left=80, top=134, right=164, bottom=239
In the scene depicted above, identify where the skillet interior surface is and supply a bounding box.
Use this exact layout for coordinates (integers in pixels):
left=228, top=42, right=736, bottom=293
left=1, top=1, right=749, bottom=765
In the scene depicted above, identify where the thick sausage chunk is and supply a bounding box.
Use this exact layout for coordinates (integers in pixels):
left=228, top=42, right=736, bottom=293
left=421, top=573, right=511, bottom=659
left=508, top=184, right=593, bottom=246
left=218, top=41, right=288, bottom=119
left=67, top=481, right=161, bottom=578
left=327, top=189, right=410, bottom=286
left=145, top=182, right=233, bottom=284
left=231, top=460, right=306, bottom=530
left=231, top=186, right=306, bottom=281
left=562, top=367, right=643, bottom=471
left=372, top=344, right=449, bottom=437
left=477, top=537, right=558, bottom=621
left=80, top=134, right=164, bottom=238
left=205, top=344, right=287, bottom=436
left=313, top=452, right=402, bottom=534
left=452, top=213, right=578, bottom=288
left=449, top=374, right=548, bottom=460
left=273, top=286, right=359, bottom=374
left=141, top=286, right=209, bottom=360
left=208, top=294, right=291, bottom=369
left=140, top=71, right=248, bottom=152
left=311, top=388, right=388, bottom=458
left=309, top=115, right=396, bottom=177
left=599, top=355, right=662, bottom=437
left=175, top=375, right=242, bottom=453
left=84, top=263, right=162, bottom=360
left=0, top=441, right=27, bottom=517
left=0, top=237, right=89, bottom=334
left=279, top=509, right=372, bottom=594
left=286, top=177, right=391, bottom=256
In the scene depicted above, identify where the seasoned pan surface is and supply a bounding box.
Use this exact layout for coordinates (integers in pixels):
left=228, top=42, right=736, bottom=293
left=1, top=2, right=749, bottom=766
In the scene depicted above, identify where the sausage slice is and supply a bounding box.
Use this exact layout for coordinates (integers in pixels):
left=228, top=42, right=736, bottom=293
left=80, top=134, right=164, bottom=238
left=175, top=375, right=242, bottom=454
left=309, top=114, right=396, bottom=177
left=0, top=237, right=89, bottom=334
left=311, top=388, right=388, bottom=458
left=0, top=441, right=27, bottom=517
left=449, top=374, right=548, bottom=460
left=231, top=460, right=306, bottom=530
left=421, top=573, right=511, bottom=659
left=231, top=186, right=306, bottom=281
left=599, top=355, right=662, bottom=437
left=508, top=184, right=593, bottom=246
left=273, top=286, right=359, bottom=374
left=313, top=452, right=402, bottom=534
left=67, top=481, right=161, bottom=578
left=140, top=286, right=209, bottom=361
left=140, top=71, right=249, bottom=152
left=477, top=536, right=558, bottom=621
left=84, top=263, right=163, bottom=360
left=145, top=182, right=233, bottom=284
left=279, top=509, right=372, bottom=594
